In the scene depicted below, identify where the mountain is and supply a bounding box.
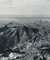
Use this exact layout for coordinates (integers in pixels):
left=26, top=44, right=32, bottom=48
left=0, top=20, right=50, bottom=60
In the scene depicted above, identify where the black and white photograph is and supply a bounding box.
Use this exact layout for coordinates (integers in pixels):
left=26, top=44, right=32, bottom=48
left=0, top=0, right=50, bottom=60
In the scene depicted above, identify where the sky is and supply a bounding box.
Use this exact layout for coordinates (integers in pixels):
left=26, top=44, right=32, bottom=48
left=0, top=0, right=50, bottom=16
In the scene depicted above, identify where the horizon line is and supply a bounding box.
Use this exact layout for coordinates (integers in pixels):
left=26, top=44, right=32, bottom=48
left=0, top=15, right=50, bottom=17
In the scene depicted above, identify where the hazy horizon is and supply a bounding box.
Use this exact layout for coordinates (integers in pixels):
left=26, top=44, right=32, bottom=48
left=0, top=0, right=50, bottom=22
left=0, top=16, right=50, bottom=23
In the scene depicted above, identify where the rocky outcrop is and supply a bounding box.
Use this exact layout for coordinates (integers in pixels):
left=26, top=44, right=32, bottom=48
left=0, top=21, right=50, bottom=60
left=0, top=22, right=40, bottom=53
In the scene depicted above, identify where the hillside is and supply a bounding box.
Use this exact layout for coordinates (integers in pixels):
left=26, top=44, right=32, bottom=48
left=0, top=21, right=50, bottom=60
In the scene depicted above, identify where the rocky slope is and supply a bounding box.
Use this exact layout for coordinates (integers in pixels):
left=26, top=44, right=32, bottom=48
left=0, top=21, right=50, bottom=60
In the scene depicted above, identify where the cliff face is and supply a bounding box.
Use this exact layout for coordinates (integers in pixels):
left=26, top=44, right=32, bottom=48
left=0, top=21, right=50, bottom=54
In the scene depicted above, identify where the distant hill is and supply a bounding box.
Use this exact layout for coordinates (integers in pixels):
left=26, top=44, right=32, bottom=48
left=0, top=16, right=50, bottom=23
